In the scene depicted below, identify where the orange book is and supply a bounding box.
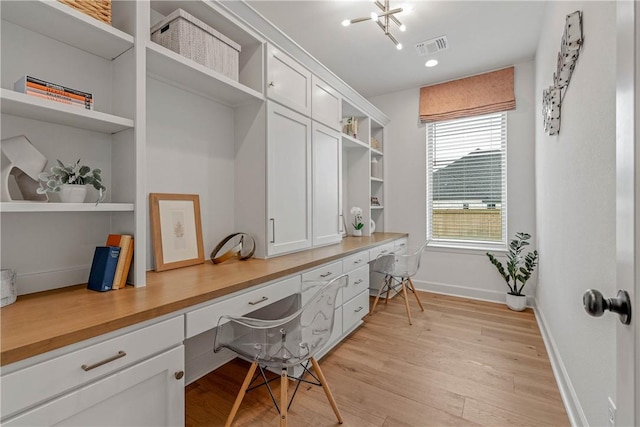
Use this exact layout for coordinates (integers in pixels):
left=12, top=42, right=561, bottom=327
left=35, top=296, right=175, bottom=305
left=105, top=234, right=133, bottom=289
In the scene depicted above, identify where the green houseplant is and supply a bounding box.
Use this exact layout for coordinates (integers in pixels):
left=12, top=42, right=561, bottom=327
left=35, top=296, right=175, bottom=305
left=37, top=159, right=106, bottom=203
left=486, top=232, right=538, bottom=311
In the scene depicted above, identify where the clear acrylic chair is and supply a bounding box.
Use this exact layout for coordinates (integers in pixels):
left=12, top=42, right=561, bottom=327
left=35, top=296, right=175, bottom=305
left=370, top=242, right=427, bottom=325
left=213, top=274, right=348, bottom=427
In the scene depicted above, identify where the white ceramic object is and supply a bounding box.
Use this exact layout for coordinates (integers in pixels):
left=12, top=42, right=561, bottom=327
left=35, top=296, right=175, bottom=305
left=59, top=184, right=88, bottom=203
left=352, top=229, right=362, bottom=237
left=1, top=135, right=48, bottom=202
left=370, top=218, right=376, bottom=233
left=506, top=293, right=527, bottom=311
left=1, top=269, right=17, bottom=307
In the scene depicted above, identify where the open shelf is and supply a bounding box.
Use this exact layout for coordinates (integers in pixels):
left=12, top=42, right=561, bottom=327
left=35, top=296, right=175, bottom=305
left=371, top=205, right=384, bottom=210
left=342, top=133, right=369, bottom=150
left=146, top=43, right=264, bottom=107
left=1, top=89, right=134, bottom=134
left=0, top=202, right=135, bottom=213
left=371, top=147, right=384, bottom=156
left=1, top=0, right=134, bottom=60
left=371, top=177, right=384, bottom=183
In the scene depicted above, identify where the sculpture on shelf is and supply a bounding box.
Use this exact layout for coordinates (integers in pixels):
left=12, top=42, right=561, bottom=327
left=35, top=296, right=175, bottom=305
left=1, top=135, right=48, bottom=202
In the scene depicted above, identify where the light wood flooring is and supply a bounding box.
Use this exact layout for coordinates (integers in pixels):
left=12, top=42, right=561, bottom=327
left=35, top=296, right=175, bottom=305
left=185, top=292, right=569, bottom=426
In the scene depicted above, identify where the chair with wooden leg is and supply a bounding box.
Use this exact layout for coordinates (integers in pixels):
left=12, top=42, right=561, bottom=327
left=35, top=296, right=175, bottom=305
left=213, top=274, right=348, bottom=427
left=370, top=242, right=427, bottom=325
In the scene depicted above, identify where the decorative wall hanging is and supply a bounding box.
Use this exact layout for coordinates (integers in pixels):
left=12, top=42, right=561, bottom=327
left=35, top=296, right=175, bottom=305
left=149, top=193, right=205, bottom=272
left=1, top=135, right=48, bottom=202
left=542, top=10, right=583, bottom=136
left=210, top=233, right=256, bottom=264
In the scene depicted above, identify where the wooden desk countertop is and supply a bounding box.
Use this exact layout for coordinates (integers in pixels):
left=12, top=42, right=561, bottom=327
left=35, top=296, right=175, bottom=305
left=0, top=233, right=407, bottom=366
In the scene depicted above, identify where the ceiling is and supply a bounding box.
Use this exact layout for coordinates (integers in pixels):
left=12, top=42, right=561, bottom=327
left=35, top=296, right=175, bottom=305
left=246, top=1, right=548, bottom=98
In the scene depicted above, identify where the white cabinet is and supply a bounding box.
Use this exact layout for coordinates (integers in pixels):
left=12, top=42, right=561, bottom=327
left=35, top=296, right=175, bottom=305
left=311, top=75, right=342, bottom=131
left=267, top=102, right=312, bottom=256
left=266, top=44, right=311, bottom=116
left=312, top=122, right=343, bottom=247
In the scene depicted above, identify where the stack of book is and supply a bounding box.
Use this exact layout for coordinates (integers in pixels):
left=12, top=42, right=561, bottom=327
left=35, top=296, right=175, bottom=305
left=14, top=75, right=94, bottom=110
left=87, top=234, right=134, bottom=292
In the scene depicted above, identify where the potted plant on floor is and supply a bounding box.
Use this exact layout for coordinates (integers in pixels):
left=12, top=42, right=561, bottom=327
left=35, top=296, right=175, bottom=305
left=486, top=232, right=539, bottom=311
left=37, top=159, right=106, bottom=204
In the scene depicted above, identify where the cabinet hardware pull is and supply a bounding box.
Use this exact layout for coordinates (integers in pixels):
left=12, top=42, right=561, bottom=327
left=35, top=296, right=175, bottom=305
left=270, top=218, right=275, bottom=243
left=354, top=306, right=364, bottom=313
left=320, top=272, right=332, bottom=278
left=354, top=279, right=363, bottom=284
left=354, top=259, right=362, bottom=264
left=269, top=81, right=275, bottom=87
left=339, top=214, right=344, bottom=232
left=175, top=371, right=185, bottom=380
left=381, top=250, right=388, bottom=254
left=81, top=351, right=126, bottom=371
left=249, top=296, right=269, bottom=305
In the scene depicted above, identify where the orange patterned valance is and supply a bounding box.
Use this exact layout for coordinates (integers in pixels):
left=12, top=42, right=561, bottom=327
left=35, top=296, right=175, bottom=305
left=419, top=67, right=515, bottom=123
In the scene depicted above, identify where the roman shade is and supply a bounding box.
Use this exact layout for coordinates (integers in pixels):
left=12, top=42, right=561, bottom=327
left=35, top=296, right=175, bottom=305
left=419, top=67, right=515, bottom=123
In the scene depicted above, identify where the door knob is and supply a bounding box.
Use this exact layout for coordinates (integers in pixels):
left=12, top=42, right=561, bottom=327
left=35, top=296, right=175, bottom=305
left=583, top=289, right=632, bottom=325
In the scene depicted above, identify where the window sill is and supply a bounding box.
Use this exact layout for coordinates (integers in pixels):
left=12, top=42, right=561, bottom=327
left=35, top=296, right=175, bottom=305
left=425, top=240, right=508, bottom=256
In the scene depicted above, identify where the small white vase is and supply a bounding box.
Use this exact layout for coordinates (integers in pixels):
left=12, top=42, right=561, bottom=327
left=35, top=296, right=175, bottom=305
left=506, top=293, right=527, bottom=311
left=370, top=219, right=376, bottom=233
left=352, top=229, right=362, bottom=237
left=59, top=184, right=88, bottom=203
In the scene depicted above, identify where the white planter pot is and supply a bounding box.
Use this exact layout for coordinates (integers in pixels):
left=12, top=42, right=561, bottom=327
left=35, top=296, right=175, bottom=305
left=59, top=184, right=88, bottom=203
left=352, top=229, right=362, bottom=237
left=506, top=293, right=527, bottom=311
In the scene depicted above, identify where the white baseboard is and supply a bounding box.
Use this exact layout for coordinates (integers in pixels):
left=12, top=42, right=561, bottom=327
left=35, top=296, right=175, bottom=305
left=533, top=302, right=587, bottom=427
left=411, top=279, right=535, bottom=307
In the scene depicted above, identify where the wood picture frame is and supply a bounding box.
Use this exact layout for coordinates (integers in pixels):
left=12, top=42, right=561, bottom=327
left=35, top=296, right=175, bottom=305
left=149, top=193, right=205, bottom=272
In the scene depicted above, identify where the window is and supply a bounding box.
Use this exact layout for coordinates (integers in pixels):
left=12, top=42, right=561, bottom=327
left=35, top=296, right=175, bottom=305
left=426, top=112, right=507, bottom=248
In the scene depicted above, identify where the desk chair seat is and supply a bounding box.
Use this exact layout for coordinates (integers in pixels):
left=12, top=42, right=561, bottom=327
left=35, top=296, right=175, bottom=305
left=370, top=242, right=427, bottom=325
left=214, top=274, right=348, bottom=427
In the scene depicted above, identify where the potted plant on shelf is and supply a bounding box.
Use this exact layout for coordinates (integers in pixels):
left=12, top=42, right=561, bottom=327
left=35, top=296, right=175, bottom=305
left=350, top=206, right=364, bottom=236
left=486, top=232, right=539, bottom=311
left=37, top=159, right=106, bottom=204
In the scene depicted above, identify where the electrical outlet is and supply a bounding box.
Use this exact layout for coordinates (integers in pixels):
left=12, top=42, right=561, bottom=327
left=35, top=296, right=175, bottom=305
left=608, top=396, right=616, bottom=427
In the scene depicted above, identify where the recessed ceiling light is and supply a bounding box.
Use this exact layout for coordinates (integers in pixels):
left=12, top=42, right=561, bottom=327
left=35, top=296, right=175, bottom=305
left=425, top=59, right=438, bottom=67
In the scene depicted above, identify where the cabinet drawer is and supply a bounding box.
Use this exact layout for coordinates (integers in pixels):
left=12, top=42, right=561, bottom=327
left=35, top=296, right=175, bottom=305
left=343, top=265, right=369, bottom=302
left=186, top=275, right=301, bottom=338
left=342, top=290, right=369, bottom=334
left=369, top=242, right=395, bottom=260
left=301, top=261, right=343, bottom=282
left=342, top=250, right=369, bottom=272
left=394, top=238, right=409, bottom=254
left=1, top=316, right=184, bottom=420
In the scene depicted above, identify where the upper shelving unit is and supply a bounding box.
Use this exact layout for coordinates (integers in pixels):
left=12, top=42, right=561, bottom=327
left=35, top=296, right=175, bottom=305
left=0, top=89, right=135, bottom=134
left=146, top=43, right=264, bottom=107
left=342, top=133, right=369, bottom=150
left=0, top=202, right=135, bottom=213
left=0, top=0, right=134, bottom=61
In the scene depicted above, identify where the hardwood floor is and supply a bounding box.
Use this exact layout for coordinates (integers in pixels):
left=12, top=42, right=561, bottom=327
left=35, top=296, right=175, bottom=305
left=186, top=292, right=569, bottom=426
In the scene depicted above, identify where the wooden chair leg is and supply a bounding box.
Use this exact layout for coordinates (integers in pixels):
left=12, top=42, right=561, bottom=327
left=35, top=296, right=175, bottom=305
left=408, top=278, right=425, bottom=312
left=400, top=280, right=413, bottom=325
left=383, top=277, right=392, bottom=305
left=280, top=369, right=288, bottom=427
left=370, top=277, right=387, bottom=316
left=225, top=361, right=258, bottom=427
left=310, top=357, right=344, bottom=424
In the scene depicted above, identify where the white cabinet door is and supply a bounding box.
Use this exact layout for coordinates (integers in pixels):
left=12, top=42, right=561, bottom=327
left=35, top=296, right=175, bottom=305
left=4, top=346, right=184, bottom=427
left=311, top=76, right=342, bottom=131
left=266, top=44, right=312, bottom=116
left=312, top=122, right=342, bottom=247
left=267, top=102, right=312, bottom=256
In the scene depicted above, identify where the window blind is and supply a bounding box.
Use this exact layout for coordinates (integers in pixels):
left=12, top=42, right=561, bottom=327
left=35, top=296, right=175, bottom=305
left=426, top=112, right=507, bottom=245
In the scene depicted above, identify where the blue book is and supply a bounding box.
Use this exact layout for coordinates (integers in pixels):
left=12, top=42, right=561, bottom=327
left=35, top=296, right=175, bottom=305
left=87, top=246, right=121, bottom=292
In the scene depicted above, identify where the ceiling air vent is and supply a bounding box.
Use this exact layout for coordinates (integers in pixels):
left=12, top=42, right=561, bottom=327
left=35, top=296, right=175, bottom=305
left=415, top=36, right=449, bottom=56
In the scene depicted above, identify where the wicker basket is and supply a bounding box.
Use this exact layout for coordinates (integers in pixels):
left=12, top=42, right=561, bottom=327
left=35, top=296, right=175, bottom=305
left=58, top=0, right=111, bottom=25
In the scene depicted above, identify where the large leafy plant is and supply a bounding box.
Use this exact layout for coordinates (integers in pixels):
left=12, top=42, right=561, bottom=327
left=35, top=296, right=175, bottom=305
left=37, top=159, right=106, bottom=202
left=486, top=232, right=539, bottom=296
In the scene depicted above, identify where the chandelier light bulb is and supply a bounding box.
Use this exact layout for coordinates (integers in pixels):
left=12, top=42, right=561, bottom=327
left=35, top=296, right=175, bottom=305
left=396, top=43, right=403, bottom=50
left=399, top=24, right=406, bottom=32
left=370, top=12, right=379, bottom=22
left=342, top=19, right=351, bottom=27
left=425, top=59, right=439, bottom=67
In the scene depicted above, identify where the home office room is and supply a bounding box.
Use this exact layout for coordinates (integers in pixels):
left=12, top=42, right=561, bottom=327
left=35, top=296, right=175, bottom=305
left=1, top=1, right=638, bottom=426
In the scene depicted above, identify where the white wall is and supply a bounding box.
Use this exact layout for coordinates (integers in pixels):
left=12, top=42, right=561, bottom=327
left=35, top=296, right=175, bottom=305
left=534, top=2, right=617, bottom=426
left=368, top=61, right=536, bottom=303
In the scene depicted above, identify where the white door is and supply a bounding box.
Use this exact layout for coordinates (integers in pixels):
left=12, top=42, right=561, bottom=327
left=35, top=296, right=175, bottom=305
left=312, top=121, right=343, bottom=246
left=615, top=2, right=639, bottom=425
left=267, top=102, right=312, bottom=256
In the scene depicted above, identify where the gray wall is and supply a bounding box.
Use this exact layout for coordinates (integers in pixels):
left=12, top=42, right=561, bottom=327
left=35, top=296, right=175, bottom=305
left=368, top=60, right=536, bottom=303
left=534, top=2, right=617, bottom=426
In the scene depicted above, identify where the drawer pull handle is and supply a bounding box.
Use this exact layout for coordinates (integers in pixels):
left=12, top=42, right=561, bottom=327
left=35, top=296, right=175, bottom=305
left=320, top=272, right=333, bottom=278
left=249, top=296, right=269, bottom=305
left=354, top=279, right=363, bottom=285
left=380, top=250, right=388, bottom=254
left=81, top=351, right=126, bottom=371
left=354, top=306, right=364, bottom=313
left=354, top=259, right=362, bottom=264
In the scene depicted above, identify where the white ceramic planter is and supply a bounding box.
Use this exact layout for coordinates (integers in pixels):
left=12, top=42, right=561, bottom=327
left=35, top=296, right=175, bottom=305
left=506, top=293, right=527, bottom=311
left=352, top=229, right=362, bottom=237
left=59, top=184, right=88, bottom=203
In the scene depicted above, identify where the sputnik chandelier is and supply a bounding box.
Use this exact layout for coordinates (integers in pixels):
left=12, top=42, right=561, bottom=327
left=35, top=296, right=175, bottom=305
left=341, top=0, right=406, bottom=50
